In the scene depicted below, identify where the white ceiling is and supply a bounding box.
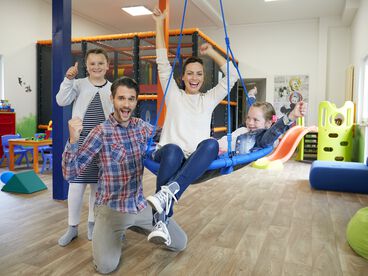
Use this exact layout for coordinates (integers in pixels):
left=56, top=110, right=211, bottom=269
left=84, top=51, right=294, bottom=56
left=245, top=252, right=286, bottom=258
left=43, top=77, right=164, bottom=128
left=50, top=0, right=348, bottom=33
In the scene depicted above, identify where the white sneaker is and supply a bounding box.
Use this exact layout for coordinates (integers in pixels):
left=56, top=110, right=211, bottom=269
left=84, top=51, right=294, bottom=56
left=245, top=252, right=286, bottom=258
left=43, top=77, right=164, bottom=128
left=147, top=184, right=178, bottom=215
left=147, top=220, right=171, bottom=246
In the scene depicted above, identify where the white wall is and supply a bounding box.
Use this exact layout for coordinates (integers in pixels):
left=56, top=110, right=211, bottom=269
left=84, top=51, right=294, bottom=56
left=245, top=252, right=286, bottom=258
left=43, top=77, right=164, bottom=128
left=350, top=0, right=368, bottom=159
left=0, top=0, right=115, bottom=124
left=326, top=26, right=351, bottom=107
left=202, top=17, right=351, bottom=125
left=351, top=0, right=368, bottom=122
left=202, top=20, right=319, bottom=124
left=351, top=0, right=368, bottom=69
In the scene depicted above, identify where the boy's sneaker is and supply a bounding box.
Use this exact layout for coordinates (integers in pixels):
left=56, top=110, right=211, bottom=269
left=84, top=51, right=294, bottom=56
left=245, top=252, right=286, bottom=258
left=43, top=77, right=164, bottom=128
left=147, top=184, right=178, bottom=215
left=147, top=220, right=171, bottom=246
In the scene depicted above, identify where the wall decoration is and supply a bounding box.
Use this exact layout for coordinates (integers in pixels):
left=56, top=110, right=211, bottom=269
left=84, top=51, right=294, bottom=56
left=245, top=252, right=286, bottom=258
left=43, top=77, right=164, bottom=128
left=18, top=77, right=32, bottom=93
left=274, top=75, right=309, bottom=121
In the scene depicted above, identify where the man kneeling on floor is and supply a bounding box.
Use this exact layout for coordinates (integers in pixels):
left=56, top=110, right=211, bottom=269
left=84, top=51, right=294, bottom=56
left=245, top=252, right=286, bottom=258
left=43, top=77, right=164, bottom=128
left=62, top=77, right=187, bottom=274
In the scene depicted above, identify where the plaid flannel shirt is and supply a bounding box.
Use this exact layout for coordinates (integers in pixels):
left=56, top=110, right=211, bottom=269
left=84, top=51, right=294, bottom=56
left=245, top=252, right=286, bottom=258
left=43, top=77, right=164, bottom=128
left=62, top=114, right=153, bottom=213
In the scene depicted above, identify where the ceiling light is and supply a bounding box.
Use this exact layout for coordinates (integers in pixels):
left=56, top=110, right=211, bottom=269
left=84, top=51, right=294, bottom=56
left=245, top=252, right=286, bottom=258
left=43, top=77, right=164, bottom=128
left=122, top=6, right=152, bottom=16
left=264, top=0, right=280, bottom=2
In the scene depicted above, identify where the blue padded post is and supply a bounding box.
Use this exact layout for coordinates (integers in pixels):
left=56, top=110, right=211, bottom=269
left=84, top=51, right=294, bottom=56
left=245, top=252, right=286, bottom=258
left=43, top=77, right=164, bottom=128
left=310, top=160, right=368, bottom=194
left=52, top=0, right=72, bottom=200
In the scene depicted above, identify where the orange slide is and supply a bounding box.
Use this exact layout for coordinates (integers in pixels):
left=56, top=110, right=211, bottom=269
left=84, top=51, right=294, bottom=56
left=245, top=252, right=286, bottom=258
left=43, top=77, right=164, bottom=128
left=252, top=125, right=318, bottom=170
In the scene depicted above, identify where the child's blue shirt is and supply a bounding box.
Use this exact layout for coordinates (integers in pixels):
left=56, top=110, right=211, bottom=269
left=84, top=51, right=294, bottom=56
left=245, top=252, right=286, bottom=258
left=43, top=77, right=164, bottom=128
left=235, top=116, right=294, bottom=155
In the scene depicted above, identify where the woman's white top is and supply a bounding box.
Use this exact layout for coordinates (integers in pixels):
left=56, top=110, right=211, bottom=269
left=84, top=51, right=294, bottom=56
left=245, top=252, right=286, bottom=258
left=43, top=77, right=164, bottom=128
left=156, top=48, right=238, bottom=157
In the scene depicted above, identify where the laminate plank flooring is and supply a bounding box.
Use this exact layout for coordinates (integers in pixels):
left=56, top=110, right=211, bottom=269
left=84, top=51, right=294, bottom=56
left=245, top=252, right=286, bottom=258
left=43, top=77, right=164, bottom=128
left=1, top=160, right=368, bottom=275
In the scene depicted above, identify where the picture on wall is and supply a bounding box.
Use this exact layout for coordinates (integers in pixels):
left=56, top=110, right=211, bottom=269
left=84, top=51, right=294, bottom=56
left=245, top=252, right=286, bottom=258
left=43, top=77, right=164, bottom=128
left=274, top=75, right=309, bottom=121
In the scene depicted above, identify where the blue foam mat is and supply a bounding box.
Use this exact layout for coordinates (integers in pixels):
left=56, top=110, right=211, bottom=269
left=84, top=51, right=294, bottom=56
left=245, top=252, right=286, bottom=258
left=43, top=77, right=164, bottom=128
left=310, top=160, right=368, bottom=194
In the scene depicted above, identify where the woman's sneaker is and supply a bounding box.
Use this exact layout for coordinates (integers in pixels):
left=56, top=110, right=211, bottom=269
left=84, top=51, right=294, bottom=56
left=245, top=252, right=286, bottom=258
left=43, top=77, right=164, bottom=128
left=147, top=220, right=171, bottom=246
left=147, top=183, right=179, bottom=215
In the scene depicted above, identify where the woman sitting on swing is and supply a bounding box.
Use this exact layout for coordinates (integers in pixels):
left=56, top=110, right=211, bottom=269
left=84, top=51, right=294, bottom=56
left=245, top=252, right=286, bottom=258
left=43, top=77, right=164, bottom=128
left=146, top=8, right=239, bottom=245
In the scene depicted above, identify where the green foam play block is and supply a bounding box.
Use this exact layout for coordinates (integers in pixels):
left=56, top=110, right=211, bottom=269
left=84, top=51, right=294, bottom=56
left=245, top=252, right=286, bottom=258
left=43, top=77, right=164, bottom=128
left=1, top=171, right=47, bottom=194
left=347, top=207, right=368, bottom=260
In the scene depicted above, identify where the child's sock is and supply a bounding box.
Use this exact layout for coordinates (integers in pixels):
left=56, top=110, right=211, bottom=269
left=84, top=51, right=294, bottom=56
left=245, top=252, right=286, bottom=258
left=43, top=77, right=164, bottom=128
left=167, top=182, right=180, bottom=194
left=58, top=225, right=78, bottom=246
left=87, top=221, right=95, bottom=241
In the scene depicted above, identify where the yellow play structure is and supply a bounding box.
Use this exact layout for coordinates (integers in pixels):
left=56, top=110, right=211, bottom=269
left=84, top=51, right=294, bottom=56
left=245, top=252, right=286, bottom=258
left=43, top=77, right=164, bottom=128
left=317, top=101, right=354, bottom=161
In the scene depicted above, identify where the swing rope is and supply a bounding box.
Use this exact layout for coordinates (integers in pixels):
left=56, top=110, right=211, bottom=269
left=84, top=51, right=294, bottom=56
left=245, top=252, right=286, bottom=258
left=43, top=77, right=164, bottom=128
left=145, top=0, right=189, bottom=156
left=218, top=0, right=254, bottom=156
left=145, top=0, right=255, bottom=166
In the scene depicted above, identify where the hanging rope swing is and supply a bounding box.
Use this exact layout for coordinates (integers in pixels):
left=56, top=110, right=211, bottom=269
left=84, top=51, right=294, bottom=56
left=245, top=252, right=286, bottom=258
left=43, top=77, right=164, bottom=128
left=144, top=0, right=273, bottom=176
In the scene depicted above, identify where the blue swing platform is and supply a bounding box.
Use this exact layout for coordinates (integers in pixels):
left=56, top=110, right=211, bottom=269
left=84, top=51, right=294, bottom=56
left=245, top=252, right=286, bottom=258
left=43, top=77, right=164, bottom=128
left=144, top=146, right=273, bottom=176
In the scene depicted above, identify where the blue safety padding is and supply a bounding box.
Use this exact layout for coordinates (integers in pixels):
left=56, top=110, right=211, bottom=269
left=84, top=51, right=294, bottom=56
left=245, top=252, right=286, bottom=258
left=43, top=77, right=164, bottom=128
left=51, top=0, right=72, bottom=200
left=309, top=160, right=368, bottom=194
left=144, top=146, right=273, bottom=176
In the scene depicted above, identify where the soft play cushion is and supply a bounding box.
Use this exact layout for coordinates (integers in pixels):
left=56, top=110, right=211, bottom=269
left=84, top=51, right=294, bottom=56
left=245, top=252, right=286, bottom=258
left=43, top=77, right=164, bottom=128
left=0, top=171, right=14, bottom=184
left=310, top=160, right=368, bottom=194
left=347, top=207, right=368, bottom=260
left=1, top=171, right=47, bottom=194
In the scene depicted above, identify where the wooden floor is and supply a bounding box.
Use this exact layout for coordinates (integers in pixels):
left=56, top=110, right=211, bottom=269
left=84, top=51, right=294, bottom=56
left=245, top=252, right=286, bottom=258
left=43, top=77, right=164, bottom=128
left=1, top=160, right=368, bottom=275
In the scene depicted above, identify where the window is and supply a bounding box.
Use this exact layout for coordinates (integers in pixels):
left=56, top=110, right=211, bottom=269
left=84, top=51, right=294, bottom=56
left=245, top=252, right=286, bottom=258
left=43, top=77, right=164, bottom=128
left=357, top=56, right=368, bottom=160
left=357, top=56, right=368, bottom=124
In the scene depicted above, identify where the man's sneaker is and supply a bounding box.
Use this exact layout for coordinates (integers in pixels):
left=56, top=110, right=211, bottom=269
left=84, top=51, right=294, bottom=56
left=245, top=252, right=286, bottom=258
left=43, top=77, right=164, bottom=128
left=147, top=220, right=171, bottom=246
left=147, top=185, right=178, bottom=215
